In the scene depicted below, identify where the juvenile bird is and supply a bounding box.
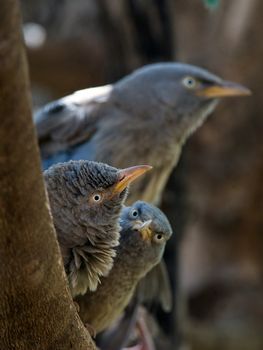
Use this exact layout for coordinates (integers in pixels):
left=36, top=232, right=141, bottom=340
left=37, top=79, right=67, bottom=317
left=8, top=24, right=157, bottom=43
left=44, top=161, right=151, bottom=297
left=38, top=63, right=250, bottom=344
left=36, top=62, right=251, bottom=205
left=75, top=201, right=173, bottom=333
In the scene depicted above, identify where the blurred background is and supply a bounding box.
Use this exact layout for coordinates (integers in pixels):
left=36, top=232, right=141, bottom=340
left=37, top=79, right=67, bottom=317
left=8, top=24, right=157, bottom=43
left=21, top=0, right=263, bottom=349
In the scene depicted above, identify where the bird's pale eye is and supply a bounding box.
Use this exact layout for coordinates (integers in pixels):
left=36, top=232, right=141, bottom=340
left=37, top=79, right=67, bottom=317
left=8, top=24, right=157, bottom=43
left=92, top=193, right=102, bottom=202
left=182, top=76, right=197, bottom=89
left=131, top=209, right=138, bottom=218
left=153, top=233, right=165, bottom=244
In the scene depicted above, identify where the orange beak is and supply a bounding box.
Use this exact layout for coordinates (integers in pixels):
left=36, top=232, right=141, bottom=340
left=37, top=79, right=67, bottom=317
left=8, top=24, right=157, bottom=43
left=197, top=81, right=251, bottom=98
left=112, top=165, right=152, bottom=195
left=132, top=219, right=153, bottom=241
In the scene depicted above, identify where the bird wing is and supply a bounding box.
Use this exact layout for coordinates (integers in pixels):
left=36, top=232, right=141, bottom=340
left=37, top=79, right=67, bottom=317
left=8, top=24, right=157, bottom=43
left=97, top=262, right=172, bottom=350
left=96, top=298, right=140, bottom=350
left=35, top=85, right=113, bottom=158
left=136, top=260, right=172, bottom=312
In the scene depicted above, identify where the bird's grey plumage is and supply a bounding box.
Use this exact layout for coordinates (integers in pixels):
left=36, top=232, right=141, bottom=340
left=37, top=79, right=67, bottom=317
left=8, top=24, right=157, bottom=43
left=44, top=160, right=128, bottom=296
left=37, top=62, right=250, bottom=322
left=76, top=201, right=173, bottom=333
left=34, top=62, right=250, bottom=205
left=136, top=257, right=172, bottom=312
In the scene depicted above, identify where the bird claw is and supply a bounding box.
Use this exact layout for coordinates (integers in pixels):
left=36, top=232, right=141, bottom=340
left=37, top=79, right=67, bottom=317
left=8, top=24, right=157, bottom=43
left=123, top=345, right=143, bottom=350
left=133, top=308, right=156, bottom=350
left=121, top=307, right=156, bottom=350
left=85, top=323, right=97, bottom=338
left=74, top=301, right=96, bottom=338
left=73, top=301, right=80, bottom=313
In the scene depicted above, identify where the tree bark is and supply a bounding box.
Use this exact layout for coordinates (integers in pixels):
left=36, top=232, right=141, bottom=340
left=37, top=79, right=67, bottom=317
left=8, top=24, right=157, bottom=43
left=0, top=1, right=95, bottom=349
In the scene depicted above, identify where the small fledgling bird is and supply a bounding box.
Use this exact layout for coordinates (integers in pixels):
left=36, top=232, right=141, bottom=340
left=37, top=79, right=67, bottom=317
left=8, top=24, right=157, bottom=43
left=75, top=201, right=173, bottom=333
left=38, top=63, right=250, bottom=345
left=36, top=62, right=251, bottom=205
left=44, top=161, right=151, bottom=297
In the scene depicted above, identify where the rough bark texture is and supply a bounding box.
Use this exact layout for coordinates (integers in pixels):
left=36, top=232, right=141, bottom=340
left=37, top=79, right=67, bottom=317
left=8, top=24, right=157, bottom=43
left=0, top=1, right=95, bottom=349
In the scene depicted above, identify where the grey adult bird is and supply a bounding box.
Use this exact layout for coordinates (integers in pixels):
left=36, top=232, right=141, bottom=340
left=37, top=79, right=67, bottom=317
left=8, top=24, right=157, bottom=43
left=38, top=63, right=250, bottom=346
left=44, top=160, right=151, bottom=297
left=75, top=201, right=173, bottom=334
left=36, top=62, right=251, bottom=205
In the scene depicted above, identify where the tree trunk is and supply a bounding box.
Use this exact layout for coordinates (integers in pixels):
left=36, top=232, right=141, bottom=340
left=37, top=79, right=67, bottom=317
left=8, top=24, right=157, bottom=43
left=0, top=1, right=95, bottom=349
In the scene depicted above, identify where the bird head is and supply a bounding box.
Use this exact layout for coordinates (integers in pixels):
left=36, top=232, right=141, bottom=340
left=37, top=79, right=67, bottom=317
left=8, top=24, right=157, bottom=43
left=45, top=161, right=152, bottom=231
left=119, top=201, right=173, bottom=275
left=83, top=163, right=153, bottom=228
left=44, top=161, right=152, bottom=294
left=115, top=63, right=251, bottom=143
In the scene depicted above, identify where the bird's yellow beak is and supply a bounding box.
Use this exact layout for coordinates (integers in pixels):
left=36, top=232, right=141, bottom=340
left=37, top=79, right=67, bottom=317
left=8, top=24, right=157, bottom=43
left=112, top=165, right=152, bottom=195
left=132, top=219, right=152, bottom=241
left=197, top=81, right=251, bottom=98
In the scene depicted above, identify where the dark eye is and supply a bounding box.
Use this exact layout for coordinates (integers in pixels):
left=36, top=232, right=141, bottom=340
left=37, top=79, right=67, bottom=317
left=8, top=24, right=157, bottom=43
left=153, top=233, right=164, bottom=244
left=182, top=76, right=197, bottom=89
left=92, top=193, right=102, bottom=202
left=131, top=209, right=138, bottom=218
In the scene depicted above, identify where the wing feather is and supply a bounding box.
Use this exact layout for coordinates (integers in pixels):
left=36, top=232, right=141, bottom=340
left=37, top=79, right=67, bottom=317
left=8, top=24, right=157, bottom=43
left=35, top=85, right=113, bottom=157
